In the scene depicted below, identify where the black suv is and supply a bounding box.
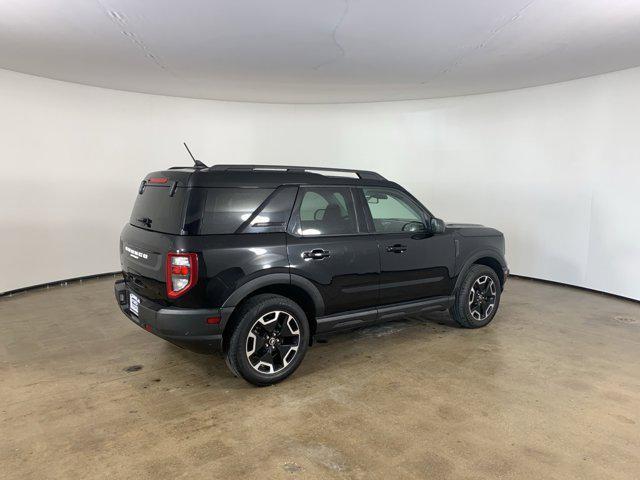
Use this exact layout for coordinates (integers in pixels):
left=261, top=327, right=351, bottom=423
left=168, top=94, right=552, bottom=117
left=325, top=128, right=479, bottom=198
left=115, top=164, right=508, bottom=385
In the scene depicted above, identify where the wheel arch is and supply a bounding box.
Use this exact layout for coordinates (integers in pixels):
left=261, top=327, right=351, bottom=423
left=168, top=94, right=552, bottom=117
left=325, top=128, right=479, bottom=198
left=454, top=250, right=507, bottom=293
left=473, top=257, right=505, bottom=287
left=219, top=274, right=324, bottom=351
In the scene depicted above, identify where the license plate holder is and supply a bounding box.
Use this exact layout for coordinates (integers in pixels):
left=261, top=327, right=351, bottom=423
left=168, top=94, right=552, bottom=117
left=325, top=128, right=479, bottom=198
left=129, top=292, right=140, bottom=317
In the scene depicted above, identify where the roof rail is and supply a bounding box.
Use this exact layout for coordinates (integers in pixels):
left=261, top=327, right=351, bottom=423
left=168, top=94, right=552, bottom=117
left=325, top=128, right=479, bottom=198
left=208, top=164, right=386, bottom=181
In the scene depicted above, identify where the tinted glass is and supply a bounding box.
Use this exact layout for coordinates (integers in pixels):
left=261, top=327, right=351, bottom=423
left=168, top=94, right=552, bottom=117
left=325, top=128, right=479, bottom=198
left=130, top=186, right=187, bottom=234
left=239, top=186, right=298, bottom=233
left=200, top=188, right=273, bottom=234
left=297, top=187, right=358, bottom=236
left=363, top=188, right=425, bottom=233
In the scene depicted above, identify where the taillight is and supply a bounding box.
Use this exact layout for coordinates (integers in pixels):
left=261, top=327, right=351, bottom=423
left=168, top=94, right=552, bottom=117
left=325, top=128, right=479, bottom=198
left=166, top=252, right=198, bottom=298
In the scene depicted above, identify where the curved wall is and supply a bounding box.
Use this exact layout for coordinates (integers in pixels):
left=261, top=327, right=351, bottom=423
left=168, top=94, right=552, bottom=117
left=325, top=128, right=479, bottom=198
left=1, top=68, right=639, bottom=299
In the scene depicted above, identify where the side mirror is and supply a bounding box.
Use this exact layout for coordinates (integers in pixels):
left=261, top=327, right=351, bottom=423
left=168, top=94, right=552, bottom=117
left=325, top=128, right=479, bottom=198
left=402, top=221, right=427, bottom=232
left=430, top=217, right=446, bottom=234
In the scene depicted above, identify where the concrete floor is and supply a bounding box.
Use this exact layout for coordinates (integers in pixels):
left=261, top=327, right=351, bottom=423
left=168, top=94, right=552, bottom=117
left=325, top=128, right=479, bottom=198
left=1, top=277, right=639, bottom=480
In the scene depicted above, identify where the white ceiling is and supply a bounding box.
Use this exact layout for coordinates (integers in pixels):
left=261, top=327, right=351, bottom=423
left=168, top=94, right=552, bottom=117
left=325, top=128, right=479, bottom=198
left=1, top=0, right=640, bottom=103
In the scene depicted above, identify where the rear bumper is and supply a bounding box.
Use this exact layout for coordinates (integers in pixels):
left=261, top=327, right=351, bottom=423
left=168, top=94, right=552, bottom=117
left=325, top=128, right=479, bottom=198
left=114, top=279, right=223, bottom=354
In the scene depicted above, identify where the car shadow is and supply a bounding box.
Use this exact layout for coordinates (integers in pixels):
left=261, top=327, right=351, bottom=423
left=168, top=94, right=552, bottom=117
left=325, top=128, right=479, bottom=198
left=162, top=309, right=461, bottom=387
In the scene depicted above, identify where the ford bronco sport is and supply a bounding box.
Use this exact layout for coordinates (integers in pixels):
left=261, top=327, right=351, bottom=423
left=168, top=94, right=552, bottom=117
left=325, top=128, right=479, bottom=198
left=115, top=164, right=508, bottom=386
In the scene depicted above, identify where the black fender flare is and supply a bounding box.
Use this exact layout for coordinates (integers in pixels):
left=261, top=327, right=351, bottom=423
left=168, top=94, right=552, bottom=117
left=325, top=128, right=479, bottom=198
left=219, top=272, right=325, bottom=325
left=454, top=249, right=507, bottom=293
left=290, top=274, right=325, bottom=317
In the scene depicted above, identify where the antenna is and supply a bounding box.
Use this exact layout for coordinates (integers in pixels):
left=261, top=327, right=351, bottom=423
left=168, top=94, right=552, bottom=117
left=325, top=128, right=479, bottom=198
left=183, top=142, right=207, bottom=168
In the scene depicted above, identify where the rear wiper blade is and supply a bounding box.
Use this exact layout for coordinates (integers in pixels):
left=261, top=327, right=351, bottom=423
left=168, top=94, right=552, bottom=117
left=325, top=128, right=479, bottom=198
left=137, top=217, right=152, bottom=227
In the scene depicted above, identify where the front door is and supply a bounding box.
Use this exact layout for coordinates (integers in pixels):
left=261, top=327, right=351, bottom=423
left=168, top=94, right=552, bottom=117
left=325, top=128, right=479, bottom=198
left=287, top=186, right=379, bottom=316
left=359, top=187, right=455, bottom=305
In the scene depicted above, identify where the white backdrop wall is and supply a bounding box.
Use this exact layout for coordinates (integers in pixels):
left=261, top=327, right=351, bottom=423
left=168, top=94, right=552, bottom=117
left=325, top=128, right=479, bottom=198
left=1, top=67, right=639, bottom=299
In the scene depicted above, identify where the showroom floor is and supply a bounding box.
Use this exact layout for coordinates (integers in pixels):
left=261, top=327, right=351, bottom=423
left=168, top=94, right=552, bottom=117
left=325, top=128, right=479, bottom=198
left=1, top=277, right=639, bottom=480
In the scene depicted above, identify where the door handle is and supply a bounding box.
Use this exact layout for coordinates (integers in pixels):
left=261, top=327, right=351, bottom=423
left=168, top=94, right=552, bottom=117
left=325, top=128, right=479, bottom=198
left=386, top=244, right=407, bottom=253
left=302, top=248, right=331, bottom=260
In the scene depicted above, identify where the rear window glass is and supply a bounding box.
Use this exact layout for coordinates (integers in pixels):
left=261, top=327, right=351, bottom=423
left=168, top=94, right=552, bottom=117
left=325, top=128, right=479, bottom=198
left=200, top=188, right=274, bottom=234
left=129, top=186, right=187, bottom=234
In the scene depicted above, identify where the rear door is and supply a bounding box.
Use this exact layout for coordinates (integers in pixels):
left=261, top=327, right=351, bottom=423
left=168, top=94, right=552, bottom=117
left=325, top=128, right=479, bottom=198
left=286, top=186, right=379, bottom=316
left=359, top=187, right=455, bottom=305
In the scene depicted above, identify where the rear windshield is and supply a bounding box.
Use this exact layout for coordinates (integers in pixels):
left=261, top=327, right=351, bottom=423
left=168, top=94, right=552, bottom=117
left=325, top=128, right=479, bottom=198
left=200, top=188, right=273, bottom=234
left=129, top=186, right=187, bottom=234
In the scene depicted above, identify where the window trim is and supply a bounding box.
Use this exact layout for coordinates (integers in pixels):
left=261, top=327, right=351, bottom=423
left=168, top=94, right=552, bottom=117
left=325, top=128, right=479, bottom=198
left=286, top=185, right=364, bottom=238
left=357, top=187, right=431, bottom=235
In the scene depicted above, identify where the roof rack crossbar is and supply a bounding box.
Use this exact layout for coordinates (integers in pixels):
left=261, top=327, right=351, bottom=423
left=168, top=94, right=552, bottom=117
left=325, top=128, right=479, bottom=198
left=208, top=164, right=385, bottom=180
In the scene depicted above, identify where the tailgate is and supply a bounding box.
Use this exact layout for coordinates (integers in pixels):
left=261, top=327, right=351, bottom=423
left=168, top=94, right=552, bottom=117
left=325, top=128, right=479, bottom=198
left=120, top=224, right=175, bottom=302
left=121, top=177, right=193, bottom=302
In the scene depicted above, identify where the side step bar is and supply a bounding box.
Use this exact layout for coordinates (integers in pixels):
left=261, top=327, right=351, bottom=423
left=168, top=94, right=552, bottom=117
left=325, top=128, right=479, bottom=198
left=315, top=296, right=454, bottom=334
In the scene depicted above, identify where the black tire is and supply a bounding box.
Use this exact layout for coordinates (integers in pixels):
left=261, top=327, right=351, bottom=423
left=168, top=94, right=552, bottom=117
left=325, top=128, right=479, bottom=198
left=226, top=294, right=310, bottom=386
left=451, top=265, right=501, bottom=328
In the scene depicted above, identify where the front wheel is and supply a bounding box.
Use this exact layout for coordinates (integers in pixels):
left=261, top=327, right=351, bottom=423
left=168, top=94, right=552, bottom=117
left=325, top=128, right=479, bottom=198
left=226, top=294, right=309, bottom=386
left=451, top=265, right=501, bottom=328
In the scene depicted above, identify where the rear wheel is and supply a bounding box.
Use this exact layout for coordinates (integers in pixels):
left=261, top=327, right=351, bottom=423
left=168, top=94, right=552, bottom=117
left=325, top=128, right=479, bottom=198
left=451, top=265, right=501, bottom=328
left=226, top=294, right=309, bottom=386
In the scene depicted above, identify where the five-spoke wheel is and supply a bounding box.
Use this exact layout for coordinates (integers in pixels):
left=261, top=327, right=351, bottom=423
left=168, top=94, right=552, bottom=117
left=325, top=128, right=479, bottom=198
left=468, top=275, right=497, bottom=321
left=452, top=265, right=501, bottom=328
left=226, top=294, right=309, bottom=386
left=246, top=311, right=301, bottom=374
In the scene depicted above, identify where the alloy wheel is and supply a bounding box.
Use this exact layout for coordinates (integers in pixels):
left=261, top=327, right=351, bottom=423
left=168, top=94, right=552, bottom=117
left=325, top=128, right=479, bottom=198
left=468, top=275, right=497, bottom=321
left=246, top=310, right=301, bottom=374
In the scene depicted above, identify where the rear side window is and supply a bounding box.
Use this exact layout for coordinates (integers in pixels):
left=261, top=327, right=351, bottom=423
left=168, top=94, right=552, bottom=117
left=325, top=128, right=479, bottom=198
left=130, top=186, right=187, bottom=234
left=236, top=186, right=298, bottom=234
left=296, top=187, right=358, bottom=236
left=199, top=188, right=273, bottom=234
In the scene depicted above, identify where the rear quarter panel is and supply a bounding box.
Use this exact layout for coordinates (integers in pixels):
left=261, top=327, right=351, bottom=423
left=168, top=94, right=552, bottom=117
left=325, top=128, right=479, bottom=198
left=120, top=225, right=288, bottom=308
left=178, top=232, right=289, bottom=308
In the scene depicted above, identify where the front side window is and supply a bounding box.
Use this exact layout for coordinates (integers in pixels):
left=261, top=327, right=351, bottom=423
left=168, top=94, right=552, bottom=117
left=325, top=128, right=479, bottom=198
left=363, top=188, right=426, bottom=233
left=296, top=187, right=358, bottom=236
